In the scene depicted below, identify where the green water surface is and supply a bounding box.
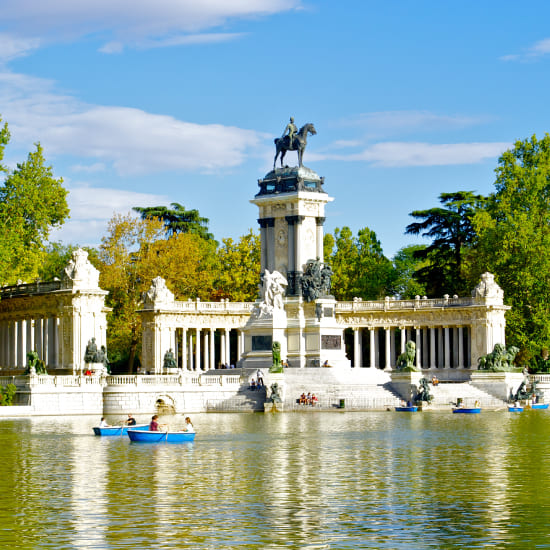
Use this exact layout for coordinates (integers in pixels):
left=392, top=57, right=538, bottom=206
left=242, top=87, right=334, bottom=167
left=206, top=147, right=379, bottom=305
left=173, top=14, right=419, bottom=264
left=1, top=411, right=549, bottom=549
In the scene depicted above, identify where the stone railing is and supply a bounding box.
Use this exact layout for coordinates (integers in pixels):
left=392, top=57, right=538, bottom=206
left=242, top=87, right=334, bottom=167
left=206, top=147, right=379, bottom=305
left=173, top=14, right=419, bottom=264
left=530, top=374, right=550, bottom=384
left=170, top=300, right=255, bottom=314
left=335, top=296, right=477, bottom=313
left=0, top=280, right=63, bottom=298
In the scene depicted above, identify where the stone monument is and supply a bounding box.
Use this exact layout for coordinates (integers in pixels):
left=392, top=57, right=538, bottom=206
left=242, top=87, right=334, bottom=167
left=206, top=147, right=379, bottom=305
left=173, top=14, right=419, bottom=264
left=240, top=119, right=350, bottom=369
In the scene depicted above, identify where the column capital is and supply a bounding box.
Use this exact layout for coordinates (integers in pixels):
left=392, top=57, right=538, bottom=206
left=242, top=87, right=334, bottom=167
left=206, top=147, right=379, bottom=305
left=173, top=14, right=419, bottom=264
left=285, top=215, right=305, bottom=226
left=258, top=217, right=275, bottom=228
left=315, top=216, right=326, bottom=226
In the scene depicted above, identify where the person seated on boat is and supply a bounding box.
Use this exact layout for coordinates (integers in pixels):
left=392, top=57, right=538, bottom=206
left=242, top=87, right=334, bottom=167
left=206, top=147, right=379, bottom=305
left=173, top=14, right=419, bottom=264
left=125, top=414, right=136, bottom=426
left=181, top=416, right=195, bottom=433
left=99, top=417, right=110, bottom=428
left=149, top=414, right=162, bottom=431
left=406, top=400, right=412, bottom=407
left=431, top=376, right=439, bottom=386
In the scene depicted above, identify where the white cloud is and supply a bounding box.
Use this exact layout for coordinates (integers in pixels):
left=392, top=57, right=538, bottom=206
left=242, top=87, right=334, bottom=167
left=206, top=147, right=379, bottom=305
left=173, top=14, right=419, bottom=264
left=0, top=70, right=264, bottom=175
left=0, top=33, right=42, bottom=63
left=339, top=110, right=488, bottom=138
left=1, top=0, right=300, bottom=52
left=50, top=185, right=171, bottom=246
left=500, top=37, right=550, bottom=62
left=313, top=141, right=511, bottom=167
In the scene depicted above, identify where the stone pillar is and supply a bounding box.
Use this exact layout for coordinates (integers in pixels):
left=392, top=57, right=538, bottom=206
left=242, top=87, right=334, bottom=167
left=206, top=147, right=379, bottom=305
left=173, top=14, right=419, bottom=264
left=220, top=329, right=226, bottom=366
left=52, top=317, right=59, bottom=368
left=237, top=329, right=244, bottom=362
left=225, top=328, right=231, bottom=366
left=415, top=327, right=421, bottom=370
left=286, top=217, right=296, bottom=273
left=181, top=328, right=188, bottom=371
left=42, top=318, right=49, bottom=366
left=188, top=330, right=194, bottom=371
left=196, top=328, right=202, bottom=371
left=258, top=218, right=270, bottom=273
left=315, top=217, right=325, bottom=262
left=438, top=328, right=444, bottom=368
left=430, top=327, right=436, bottom=369
left=444, top=327, right=450, bottom=368
left=385, top=328, right=391, bottom=370
left=19, top=319, right=27, bottom=367
left=203, top=330, right=209, bottom=371
left=210, top=328, right=215, bottom=369
left=11, top=320, right=18, bottom=367
left=458, top=326, right=464, bottom=368
left=369, top=328, right=375, bottom=368
left=353, top=328, right=362, bottom=368
left=390, top=329, right=396, bottom=368
left=422, top=327, right=428, bottom=369
left=400, top=328, right=406, bottom=354
left=265, top=218, right=275, bottom=272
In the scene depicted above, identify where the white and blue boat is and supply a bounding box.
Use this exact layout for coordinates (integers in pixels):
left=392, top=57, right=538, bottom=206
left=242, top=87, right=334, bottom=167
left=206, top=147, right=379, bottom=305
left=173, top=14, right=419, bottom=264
left=127, top=429, right=196, bottom=443
left=508, top=406, right=524, bottom=412
left=452, top=407, right=481, bottom=414
left=395, top=406, right=419, bottom=412
left=530, top=403, right=549, bottom=410
left=93, top=424, right=148, bottom=436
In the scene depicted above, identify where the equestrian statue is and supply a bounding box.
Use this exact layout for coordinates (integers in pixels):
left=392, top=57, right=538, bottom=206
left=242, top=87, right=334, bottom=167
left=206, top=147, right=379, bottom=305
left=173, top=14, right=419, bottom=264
left=274, top=118, right=317, bottom=169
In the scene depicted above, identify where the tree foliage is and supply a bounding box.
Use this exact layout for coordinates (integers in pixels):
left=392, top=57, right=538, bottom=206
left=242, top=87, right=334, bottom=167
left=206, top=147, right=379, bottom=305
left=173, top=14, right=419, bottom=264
left=405, top=191, right=486, bottom=296
left=133, top=202, right=214, bottom=241
left=472, top=134, right=550, bottom=356
left=0, top=117, right=69, bottom=284
left=324, top=226, right=395, bottom=300
left=392, top=245, right=428, bottom=299
left=215, top=230, right=260, bottom=301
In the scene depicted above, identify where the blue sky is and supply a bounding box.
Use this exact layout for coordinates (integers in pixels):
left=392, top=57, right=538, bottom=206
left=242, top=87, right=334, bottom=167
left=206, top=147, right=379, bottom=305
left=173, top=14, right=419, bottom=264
left=1, top=0, right=550, bottom=257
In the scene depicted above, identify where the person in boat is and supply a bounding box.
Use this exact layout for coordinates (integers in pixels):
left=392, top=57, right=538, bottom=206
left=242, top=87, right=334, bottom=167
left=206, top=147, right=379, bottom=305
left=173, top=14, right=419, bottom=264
left=125, top=414, right=136, bottom=426
left=182, top=417, right=195, bottom=433
left=149, top=415, right=161, bottom=431
left=99, top=417, right=110, bottom=428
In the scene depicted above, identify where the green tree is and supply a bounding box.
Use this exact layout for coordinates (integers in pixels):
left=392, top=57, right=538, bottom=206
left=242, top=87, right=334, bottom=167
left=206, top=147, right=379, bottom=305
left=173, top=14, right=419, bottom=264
left=472, top=134, right=550, bottom=356
left=392, top=245, right=428, bottom=299
left=215, top=230, right=261, bottom=301
left=133, top=202, right=215, bottom=241
left=405, top=191, right=486, bottom=296
left=325, top=226, right=395, bottom=300
left=0, top=117, right=69, bottom=284
left=39, top=242, right=100, bottom=281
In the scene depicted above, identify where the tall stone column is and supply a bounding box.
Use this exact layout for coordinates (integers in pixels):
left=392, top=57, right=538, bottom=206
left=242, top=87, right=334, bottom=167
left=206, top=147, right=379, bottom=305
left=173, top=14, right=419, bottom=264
left=315, top=217, right=325, bottom=261
left=369, top=328, right=376, bottom=368
left=210, top=328, right=215, bottom=369
left=458, top=326, right=464, bottom=368
left=181, top=328, right=188, bottom=371
left=353, top=328, right=362, bottom=368
left=19, top=319, right=27, bottom=367
left=444, top=327, right=450, bottom=368
left=196, top=328, right=202, bottom=371
left=225, top=328, right=231, bottom=366
left=430, top=328, right=436, bottom=369
left=384, top=328, right=391, bottom=370
left=188, top=330, right=194, bottom=371
left=258, top=218, right=268, bottom=273
left=415, top=327, right=421, bottom=370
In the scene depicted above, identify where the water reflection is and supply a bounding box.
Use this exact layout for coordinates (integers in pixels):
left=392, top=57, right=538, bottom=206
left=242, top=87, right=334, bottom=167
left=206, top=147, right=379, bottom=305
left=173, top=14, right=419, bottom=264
left=0, top=411, right=550, bottom=548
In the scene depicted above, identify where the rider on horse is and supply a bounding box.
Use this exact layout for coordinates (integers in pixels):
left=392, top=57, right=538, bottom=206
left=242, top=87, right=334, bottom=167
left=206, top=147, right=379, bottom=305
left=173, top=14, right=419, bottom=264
left=281, top=117, right=298, bottom=148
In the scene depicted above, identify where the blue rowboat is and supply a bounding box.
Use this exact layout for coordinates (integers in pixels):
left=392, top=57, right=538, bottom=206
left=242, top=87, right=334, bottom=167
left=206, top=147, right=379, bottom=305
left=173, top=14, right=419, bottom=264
left=531, top=403, right=549, bottom=410
left=452, top=407, right=481, bottom=414
left=508, top=406, right=524, bottom=412
left=93, top=424, right=148, bottom=436
left=395, top=406, right=418, bottom=412
left=127, top=429, right=196, bottom=443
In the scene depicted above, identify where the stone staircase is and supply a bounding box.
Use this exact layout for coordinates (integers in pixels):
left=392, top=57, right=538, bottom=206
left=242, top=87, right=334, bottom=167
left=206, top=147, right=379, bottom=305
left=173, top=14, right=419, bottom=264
left=427, top=381, right=507, bottom=409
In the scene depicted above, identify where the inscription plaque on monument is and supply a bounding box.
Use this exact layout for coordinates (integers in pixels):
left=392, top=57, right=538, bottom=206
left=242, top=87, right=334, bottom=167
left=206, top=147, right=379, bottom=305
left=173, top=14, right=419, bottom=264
left=321, top=335, right=341, bottom=350
left=252, top=335, right=273, bottom=351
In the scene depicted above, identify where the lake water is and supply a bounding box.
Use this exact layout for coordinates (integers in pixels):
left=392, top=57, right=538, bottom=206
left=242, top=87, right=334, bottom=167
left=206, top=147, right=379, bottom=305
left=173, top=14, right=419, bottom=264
left=1, top=410, right=550, bottom=549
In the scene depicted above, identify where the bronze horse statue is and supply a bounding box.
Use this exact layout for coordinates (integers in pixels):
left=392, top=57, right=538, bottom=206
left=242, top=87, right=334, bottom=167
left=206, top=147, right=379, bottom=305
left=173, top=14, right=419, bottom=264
left=273, top=123, right=317, bottom=169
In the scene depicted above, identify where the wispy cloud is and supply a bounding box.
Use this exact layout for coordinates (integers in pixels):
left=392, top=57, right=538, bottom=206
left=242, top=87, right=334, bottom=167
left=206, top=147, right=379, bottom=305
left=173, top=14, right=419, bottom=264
left=338, top=110, right=489, bottom=139
left=500, top=37, right=550, bottom=62
left=1, top=0, right=300, bottom=53
left=312, top=141, right=511, bottom=167
left=0, top=70, right=264, bottom=175
left=50, top=185, right=170, bottom=246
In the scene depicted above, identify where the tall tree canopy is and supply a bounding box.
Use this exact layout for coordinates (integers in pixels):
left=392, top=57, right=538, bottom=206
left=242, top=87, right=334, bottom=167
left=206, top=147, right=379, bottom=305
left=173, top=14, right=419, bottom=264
left=0, top=117, right=69, bottom=284
left=324, top=226, right=395, bottom=301
left=472, top=134, right=550, bottom=357
left=133, top=202, right=214, bottom=241
left=391, top=245, right=428, bottom=299
left=405, top=191, right=486, bottom=296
